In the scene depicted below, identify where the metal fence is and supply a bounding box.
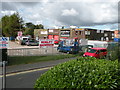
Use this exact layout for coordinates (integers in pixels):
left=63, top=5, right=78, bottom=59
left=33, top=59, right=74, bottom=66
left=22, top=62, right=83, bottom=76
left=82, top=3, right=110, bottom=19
left=106, top=42, right=120, bottom=60
left=7, top=47, right=64, bottom=56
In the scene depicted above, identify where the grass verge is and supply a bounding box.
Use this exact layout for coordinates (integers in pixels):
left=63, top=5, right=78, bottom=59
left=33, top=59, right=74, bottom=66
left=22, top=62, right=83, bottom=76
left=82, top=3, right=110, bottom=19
left=8, top=54, right=79, bottom=66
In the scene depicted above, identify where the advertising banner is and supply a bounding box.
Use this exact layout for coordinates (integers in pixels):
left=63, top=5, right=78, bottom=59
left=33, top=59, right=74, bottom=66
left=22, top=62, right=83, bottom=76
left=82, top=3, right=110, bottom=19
left=60, top=30, right=70, bottom=37
left=41, top=31, right=48, bottom=34
left=39, top=39, right=54, bottom=48
left=0, top=37, right=9, bottom=48
left=18, top=31, right=22, bottom=36
left=62, top=39, right=74, bottom=46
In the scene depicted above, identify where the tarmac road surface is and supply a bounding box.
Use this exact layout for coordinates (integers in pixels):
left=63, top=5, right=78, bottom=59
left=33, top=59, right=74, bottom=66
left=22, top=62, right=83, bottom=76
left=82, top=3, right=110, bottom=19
left=6, top=67, right=50, bottom=88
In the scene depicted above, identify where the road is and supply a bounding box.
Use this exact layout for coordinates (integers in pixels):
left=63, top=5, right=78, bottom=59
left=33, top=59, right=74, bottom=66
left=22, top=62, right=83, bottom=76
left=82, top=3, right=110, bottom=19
left=5, top=67, right=51, bottom=88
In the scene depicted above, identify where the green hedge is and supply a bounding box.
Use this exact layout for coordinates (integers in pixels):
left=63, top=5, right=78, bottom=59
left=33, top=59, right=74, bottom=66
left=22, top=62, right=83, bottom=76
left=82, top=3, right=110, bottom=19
left=34, top=57, right=119, bottom=89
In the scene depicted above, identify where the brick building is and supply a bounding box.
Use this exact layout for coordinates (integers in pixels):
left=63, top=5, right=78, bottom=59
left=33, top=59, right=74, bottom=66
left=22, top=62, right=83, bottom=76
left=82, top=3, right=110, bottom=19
left=114, top=30, right=120, bottom=38
left=48, top=29, right=60, bottom=40
left=34, top=28, right=114, bottom=41
left=84, top=28, right=114, bottom=41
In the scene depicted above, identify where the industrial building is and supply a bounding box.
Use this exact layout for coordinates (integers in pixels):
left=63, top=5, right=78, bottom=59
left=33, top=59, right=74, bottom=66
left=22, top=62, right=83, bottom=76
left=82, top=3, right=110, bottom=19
left=34, top=28, right=115, bottom=41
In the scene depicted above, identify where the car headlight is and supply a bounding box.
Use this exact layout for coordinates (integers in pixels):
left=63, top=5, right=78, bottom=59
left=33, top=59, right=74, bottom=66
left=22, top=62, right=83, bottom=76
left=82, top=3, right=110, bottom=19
left=83, top=54, right=85, bottom=56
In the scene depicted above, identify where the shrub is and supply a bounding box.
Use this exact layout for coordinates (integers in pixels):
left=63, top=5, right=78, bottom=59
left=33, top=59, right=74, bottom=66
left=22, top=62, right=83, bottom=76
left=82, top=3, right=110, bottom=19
left=34, top=57, right=119, bottom=89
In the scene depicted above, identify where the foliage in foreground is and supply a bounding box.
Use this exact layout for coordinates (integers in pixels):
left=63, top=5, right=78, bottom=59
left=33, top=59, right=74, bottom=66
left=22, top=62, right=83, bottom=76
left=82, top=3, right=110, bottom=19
left=34, top=57, right=119, bottom=89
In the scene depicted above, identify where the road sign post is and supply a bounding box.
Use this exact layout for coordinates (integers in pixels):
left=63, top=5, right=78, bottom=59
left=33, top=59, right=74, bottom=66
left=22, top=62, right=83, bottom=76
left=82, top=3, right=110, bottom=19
left=2, top=61, right=6, bottom=90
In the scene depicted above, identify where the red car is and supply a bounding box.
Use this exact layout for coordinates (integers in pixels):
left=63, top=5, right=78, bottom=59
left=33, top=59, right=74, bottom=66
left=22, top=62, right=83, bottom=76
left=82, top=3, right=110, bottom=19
left=54, top=40, right=61, bottom=44
left=83, top=48, right=107, bottom=58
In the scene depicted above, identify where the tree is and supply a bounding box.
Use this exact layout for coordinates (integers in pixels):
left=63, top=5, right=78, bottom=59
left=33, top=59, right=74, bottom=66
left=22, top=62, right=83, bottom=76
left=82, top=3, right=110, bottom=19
left=2, top=12, right=23, bottom=37
left=23, top=22, right=35, bottom=37
left=23, top=22, right=44, bottom=37
left=34, top=24, right=44, bottom=29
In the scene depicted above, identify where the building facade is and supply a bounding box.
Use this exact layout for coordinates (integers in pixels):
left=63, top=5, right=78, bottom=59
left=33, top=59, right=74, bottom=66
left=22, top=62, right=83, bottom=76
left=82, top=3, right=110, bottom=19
left=85, top=29, right=114, bottom=41
left=34, top=28, right=114, bottom=41
left=34, top=29, right=48, bottom=39
left=48, top=29, right=60, bottom=40
left=114, top=30, right=120, bottom=38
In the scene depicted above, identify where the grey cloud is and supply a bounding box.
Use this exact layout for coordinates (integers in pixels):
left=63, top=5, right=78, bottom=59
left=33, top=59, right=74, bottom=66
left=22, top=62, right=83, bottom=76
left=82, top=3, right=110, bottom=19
left=55, top=2, right=118, bottom=26
left=18, top=2, right=40, bottom=7
left=1, top=1, right=118, bottom=29
left=2, top=2, right=17, bottom=10
left=1, top=2, right=41, bottom=11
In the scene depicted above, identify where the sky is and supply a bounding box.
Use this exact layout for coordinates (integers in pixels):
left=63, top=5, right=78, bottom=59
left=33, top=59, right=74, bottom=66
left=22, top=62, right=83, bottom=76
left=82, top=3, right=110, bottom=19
left=0, top=0, right=120, bottom=30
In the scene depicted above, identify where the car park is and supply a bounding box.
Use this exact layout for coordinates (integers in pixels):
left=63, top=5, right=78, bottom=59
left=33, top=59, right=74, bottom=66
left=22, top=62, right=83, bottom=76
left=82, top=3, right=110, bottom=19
left=57, top=39, right=79, bottom=54
left=83, top=47, right=107, bottom=58
left=26, top=40, right=39, bottom=46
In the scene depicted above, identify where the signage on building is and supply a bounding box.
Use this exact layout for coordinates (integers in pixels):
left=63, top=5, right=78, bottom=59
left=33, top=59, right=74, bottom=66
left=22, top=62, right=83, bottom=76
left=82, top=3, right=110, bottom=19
left=60, top=30, right=70, bottom=37
left=18, top=31, right=22, bottom=36
left=41, top=31, right=48, bottom=34
left=49, top=29, right=53, bottom=32
left=39, top=39, right=54, bottom=48
left=0, top=37, right=9, bottom=48
left=75, top=28, right=84, bottom=31
left=63, top=39, right=74, bottom=46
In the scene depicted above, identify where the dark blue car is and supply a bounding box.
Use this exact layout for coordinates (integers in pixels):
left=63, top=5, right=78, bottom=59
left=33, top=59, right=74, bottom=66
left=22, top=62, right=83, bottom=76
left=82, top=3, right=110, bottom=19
left=57, top=40, right=79, bottom=54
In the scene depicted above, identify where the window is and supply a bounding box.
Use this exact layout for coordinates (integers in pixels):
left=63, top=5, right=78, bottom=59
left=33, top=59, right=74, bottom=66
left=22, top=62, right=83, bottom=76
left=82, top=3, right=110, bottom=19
left=112, top=33, right=114, bottom=36
left=104, top=33, right=108, bottom=36
left=75, top=31, right=78, bottom=35
left=85, top=31, right=90, bottom=35
left=106, top=37, right=109, bottom=41
left=100, top=49, right=107, bottom=52
left=88, top=31, right=90, bottom=35
left=97, top=30, right=100, bottom=33
left=101, top=30, right=104, bottom=33
left=60, top=30, right=70, bottom=36
left=101, top=37, right=104, bottom=41
left=85, top=31, right=87, bottom=35
left=88, top=49, right=97, bottom=53
left=79, top=31, right=81, bottom=35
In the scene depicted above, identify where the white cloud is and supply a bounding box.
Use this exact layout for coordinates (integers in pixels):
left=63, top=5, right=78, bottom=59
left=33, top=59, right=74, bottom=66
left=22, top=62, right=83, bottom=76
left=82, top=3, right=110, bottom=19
left=1, top=0, right=119, bottom=30
left=1, top=10, right=16, bottom=15
left=35, top=20, right=43, bottom=25
left=61, top=8, right=79, bottom=16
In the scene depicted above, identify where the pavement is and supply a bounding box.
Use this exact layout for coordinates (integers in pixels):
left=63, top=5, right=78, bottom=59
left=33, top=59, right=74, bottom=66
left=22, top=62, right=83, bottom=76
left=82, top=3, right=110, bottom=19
left=5, top=57, right=77, bottom=74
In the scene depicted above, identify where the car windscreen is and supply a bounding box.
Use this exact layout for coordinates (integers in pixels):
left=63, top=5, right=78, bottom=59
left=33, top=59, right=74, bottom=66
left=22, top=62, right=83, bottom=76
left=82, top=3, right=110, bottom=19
left=29, top=40, right=35, bottom=42
left=23, top=38, right=28, bottom=40
left=88, top=49, right=97, bottom=53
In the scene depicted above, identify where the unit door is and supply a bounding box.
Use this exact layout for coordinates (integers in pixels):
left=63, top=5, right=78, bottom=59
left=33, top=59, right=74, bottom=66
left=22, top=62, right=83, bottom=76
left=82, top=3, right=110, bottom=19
left=48, top=35, right=53, bottom=39
left=54, top=35, right=59, bottom=40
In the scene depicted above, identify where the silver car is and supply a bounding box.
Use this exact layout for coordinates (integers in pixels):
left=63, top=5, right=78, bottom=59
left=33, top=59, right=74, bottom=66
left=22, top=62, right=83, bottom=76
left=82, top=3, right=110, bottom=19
left=26, top=40, right=39, bottom=46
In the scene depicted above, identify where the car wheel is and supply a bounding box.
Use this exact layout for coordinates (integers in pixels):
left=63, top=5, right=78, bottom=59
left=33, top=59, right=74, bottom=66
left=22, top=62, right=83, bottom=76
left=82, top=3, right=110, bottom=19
left=67, top=51, right=70, bottom=54
left=57, top=49, right=60, bottom=52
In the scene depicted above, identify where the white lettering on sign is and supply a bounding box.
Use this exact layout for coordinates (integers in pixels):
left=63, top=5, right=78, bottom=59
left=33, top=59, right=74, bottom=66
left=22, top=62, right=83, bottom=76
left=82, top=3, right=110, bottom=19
left=0, top=37, right=9, bottom=41
left=49, top=30, right=53, bottom=32
left=41, top=31, right=48, bottom=34
left=39, top=39, right=54, bottom=48
left=0, top=37, right=9, bottom=48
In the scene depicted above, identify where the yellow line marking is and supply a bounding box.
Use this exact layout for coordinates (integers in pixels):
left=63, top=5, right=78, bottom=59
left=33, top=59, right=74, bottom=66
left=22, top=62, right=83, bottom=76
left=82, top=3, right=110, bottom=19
left=0, top=66, right=52, bottom=78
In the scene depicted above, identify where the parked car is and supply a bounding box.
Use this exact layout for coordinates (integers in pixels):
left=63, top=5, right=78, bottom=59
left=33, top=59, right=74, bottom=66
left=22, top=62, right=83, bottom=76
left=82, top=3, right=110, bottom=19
left=26, top=40, right=39, bottom=46
left=83, top=48, right=107, bottom=58
left=57, top=40, right=79, bottom=54
left=79, top=45, right=93, bottom=52
left=54, top=40, right=61, bottom=44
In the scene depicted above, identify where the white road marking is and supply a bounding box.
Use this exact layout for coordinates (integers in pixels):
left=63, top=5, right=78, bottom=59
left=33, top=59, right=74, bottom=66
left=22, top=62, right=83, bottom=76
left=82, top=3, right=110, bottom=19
left=0, top=66, right=52, bottom=77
